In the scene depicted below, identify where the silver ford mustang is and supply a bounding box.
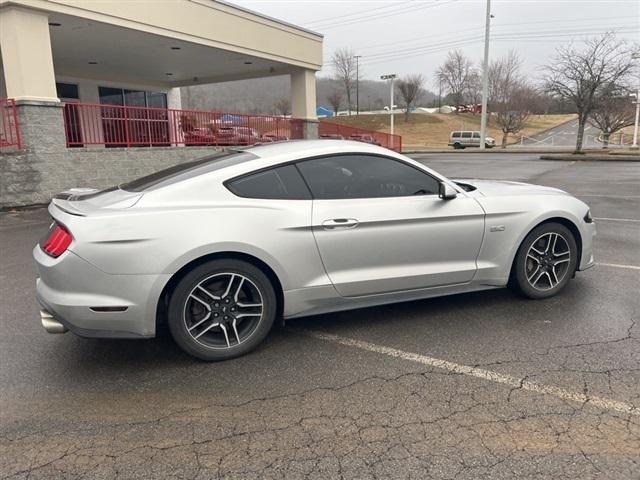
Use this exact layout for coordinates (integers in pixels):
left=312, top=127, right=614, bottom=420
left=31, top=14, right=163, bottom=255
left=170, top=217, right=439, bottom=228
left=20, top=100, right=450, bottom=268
left=34, top=140, right=596, bottom=360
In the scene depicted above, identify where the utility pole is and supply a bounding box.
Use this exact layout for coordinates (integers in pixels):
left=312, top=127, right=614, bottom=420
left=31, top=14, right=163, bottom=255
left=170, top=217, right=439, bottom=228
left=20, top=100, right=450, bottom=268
left=479, top=0, right=492, bottom=150
left=381, top=74, right=396, bottom=135
left=632, top=89, right=639, bottom=149
left=354, top=55, right=362, bottom=115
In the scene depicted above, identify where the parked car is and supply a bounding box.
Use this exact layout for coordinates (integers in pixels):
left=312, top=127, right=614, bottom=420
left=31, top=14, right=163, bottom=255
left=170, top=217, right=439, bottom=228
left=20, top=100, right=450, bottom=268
left=216, top=126, right=261, bottom=146
left=35, top=140, right=595, bottom=361
left=349, top=133, right=381, bottom=146
left=320, top=133, right=345, bottom=140
left=449, top=131, right=496, bottom=149
left=183, top=127, right=216, bottom=145
left=261, top=134, right=289, bottom=143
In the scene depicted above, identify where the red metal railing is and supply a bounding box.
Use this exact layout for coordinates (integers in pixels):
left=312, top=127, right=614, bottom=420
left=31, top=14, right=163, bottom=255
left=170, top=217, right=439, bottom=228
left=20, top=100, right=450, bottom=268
left=319, top=120, right=402, bottom=152
left=0, top=98, right=21, bottom=150
left=62, top=102, right=304, bottom=148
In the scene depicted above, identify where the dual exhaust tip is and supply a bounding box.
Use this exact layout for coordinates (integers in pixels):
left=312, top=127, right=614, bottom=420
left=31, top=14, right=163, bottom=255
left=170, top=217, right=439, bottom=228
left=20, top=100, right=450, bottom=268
left=40, top=310, right=68, bottom=334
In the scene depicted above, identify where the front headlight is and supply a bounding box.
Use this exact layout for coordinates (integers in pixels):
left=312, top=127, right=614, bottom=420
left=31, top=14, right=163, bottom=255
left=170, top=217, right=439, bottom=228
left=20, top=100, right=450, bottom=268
left=584, top=210, right=594, bottom=223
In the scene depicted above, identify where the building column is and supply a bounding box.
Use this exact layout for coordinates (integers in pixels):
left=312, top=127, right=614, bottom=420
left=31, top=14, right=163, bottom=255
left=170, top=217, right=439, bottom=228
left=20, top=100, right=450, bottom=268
left=290, top=68, right=318, bottom=139
left=0, top=7, right=58, bottom=102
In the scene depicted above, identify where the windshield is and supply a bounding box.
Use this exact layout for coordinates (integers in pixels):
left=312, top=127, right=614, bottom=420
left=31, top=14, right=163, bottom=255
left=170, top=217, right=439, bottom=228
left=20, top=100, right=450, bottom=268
left=120, top=151, right=258, bottom=192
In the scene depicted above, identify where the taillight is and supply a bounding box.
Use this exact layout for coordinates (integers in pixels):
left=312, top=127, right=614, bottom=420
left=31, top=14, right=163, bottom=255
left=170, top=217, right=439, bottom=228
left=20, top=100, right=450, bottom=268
left=42, top=224, right=73, bottom=258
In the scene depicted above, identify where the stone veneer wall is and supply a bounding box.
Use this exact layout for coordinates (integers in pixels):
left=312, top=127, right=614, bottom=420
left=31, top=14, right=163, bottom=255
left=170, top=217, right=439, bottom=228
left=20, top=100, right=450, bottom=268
left=1, top=102, right=221, bottom=208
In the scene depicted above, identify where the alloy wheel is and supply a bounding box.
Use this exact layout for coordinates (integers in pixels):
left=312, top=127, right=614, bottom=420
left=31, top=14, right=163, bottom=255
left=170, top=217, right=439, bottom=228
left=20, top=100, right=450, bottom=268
left=525, top=232, right=572, bottom=291
left=183, top=273, right=263, bottom=349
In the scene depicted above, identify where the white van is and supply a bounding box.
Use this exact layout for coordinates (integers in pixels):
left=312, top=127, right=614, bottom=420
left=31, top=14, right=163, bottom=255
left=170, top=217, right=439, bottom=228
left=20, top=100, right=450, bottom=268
left=448, top=131, right=496, bottom=149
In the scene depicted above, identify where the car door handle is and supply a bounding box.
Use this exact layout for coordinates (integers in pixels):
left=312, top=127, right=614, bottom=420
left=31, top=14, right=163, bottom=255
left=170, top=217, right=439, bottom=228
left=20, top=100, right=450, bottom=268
left=322, top=218, right=359, bottom=230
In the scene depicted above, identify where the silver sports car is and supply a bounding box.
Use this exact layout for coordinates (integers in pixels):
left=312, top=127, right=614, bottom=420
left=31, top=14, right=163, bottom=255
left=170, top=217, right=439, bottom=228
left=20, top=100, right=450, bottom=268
left=34, top=140, right=596, bottom=360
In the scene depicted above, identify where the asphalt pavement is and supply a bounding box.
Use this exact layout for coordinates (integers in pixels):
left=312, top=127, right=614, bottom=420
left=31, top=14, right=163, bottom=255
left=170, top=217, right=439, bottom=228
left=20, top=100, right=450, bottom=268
left=1, top=153, right=639, bottom=479
left=514, top=118, right=609, bottom=149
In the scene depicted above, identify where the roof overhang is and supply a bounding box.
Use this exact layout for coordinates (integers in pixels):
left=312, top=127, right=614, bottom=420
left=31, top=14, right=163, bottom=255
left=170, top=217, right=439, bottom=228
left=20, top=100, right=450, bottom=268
left=0, top=0, right=323, bottom=88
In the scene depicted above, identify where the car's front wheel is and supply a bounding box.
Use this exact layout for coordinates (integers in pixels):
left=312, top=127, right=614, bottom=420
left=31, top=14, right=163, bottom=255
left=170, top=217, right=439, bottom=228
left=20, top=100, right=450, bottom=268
left=512, top=222, right=578, bottom=299
left=168, top=259, right=276, bottom=361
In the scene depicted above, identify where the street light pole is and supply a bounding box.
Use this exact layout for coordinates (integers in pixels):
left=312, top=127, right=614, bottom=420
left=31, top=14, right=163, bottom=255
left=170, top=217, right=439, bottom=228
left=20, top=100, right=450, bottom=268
left=479, top=0, right=492, bottom=150
left=354, top=55, right=362, bottom=115
left=381, top=74, right=396, bottom=135
left=632, top=89, right=639, bottom=149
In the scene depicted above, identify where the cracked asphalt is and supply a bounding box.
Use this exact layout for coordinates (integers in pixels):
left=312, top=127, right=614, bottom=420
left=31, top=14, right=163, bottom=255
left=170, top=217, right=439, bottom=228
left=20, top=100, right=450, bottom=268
left=1, top=153, right=639, bottom=479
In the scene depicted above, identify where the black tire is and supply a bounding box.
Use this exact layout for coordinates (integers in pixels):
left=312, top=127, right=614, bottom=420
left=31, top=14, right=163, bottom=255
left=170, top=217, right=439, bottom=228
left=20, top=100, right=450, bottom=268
left=168, top=259, right=276, bottom=361
left=511, top=222, right=578, bottom=299
left=453, top=142, right=462, bottom=150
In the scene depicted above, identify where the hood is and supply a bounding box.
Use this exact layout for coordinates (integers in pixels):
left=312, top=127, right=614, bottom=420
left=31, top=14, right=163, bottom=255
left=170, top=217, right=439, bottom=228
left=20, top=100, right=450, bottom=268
left=454, top=179, right=569, bottom=197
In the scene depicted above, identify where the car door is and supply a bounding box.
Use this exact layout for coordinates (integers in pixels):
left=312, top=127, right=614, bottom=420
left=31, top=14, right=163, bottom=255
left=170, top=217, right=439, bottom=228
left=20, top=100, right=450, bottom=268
left=296, top=154, right=485, bottom=297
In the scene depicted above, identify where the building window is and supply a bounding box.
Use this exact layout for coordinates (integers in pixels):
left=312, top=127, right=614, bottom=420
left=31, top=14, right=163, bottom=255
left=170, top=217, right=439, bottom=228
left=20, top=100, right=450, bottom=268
left=98, top=87, right=169, bottom=147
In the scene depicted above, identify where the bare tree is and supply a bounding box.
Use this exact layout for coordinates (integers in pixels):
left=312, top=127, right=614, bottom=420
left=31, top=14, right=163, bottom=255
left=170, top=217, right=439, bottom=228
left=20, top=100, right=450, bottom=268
left=327, top=89, right=343, bottom=116
left=436, top=50, right=476, bottom=113
left=273, top=98, right=290, bottom=116
left=589, top=83, right=635, bottom=148
left=464, top=70, right=482, bottom=110
left=332, top=48, right=357, bottom=115
left=396, top=74, right=425, bottom=122
left=543, top=33, right=635, bottom=153
left=489, top=51, right=535, bottom=147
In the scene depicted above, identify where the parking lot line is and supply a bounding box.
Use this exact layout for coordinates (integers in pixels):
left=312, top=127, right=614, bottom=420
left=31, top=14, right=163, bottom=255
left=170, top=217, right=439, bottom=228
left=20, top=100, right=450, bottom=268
left=596, top=262, right=640, bottom=270
left=299, top=329, right=639, bottom=417
left=594, top=217, right=640, bottom=223
left=578, top=194, right=640, bottom=199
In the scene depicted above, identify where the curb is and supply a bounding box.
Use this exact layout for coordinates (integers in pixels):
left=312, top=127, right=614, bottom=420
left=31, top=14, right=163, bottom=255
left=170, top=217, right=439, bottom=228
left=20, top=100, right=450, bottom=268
left=540, top=154, right=640, bottom=162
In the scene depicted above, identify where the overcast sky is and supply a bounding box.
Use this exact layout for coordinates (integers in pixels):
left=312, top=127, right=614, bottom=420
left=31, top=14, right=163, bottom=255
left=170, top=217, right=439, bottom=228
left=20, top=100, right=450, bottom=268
left=234, top=0, right=639, bottom=89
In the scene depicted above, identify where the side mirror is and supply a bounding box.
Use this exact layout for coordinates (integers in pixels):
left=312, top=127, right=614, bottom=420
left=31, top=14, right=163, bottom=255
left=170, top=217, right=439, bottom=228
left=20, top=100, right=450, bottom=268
left=439, top=182, right=458, bottom=200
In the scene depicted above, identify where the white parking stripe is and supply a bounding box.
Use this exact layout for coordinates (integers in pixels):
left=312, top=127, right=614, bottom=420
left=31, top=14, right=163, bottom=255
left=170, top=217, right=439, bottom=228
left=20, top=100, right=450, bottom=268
left=300, top=330, right=639, bottom=416
left=596, top=262, right=640, bottom=270
left=594, top=217, right=640, bottom=223
left=578, top=194, right=640, bottom=199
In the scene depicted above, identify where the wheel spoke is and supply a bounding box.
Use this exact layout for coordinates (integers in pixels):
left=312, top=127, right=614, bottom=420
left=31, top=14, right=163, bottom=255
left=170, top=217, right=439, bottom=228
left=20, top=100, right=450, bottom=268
left=548, top=233, right=558, bottom=254
left=219, top=323, right=231, bottom=347
left=231, top=319, right=241, bottom=344
left=527, top=253, right=540, bottom=263
left=221, top=274, right=236, bottom=299
left=551, top=266, right=560, bottom=285
left=233, top=277, right=245, bottom=302
left=530, top=269, right=545, bottom=287
left=197, top=285, right=220, bottom=301
left=553, top=257, right=570, bottom=266
left=553, top=250, right=570, bottom=259
left=189, top=293, right=211, bottom=310
left=194, top=320, right=220, bottom=339
left=188, top=311, right=212, bottom=332
left=527, top=264, right=541, bottom=282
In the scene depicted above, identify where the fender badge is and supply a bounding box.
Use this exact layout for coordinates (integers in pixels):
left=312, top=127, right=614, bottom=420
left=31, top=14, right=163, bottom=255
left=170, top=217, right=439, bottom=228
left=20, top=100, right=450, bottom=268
left=490, top=225, right=505, bottom=232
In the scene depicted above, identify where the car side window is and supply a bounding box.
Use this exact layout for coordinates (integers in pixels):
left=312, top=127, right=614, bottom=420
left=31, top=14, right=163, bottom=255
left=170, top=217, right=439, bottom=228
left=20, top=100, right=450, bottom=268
left=296, top=155, right=440, bottom=200
left=452, top=132, right=461, bottom=138
left=461, top=132, right=472, bottom=138
left=472, top=132, right=480, bottom=138
left=226, top=164, right=311, bottom=200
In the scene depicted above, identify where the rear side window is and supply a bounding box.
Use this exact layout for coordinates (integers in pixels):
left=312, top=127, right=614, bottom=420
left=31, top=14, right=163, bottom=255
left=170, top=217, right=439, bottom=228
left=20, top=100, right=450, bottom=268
left=472, top=132, right=480, bottom=138
left=461, top=132, right=472, bottom=138
left=226, top=165, right=311, bottom=200
left=452, top=132, right=461, bottom=138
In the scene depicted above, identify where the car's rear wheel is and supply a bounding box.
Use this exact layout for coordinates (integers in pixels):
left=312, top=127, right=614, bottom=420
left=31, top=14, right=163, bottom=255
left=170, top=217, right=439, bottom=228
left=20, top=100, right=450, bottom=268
left=168, top=259, right=276, bottom=361
left=453, top=142, right=462, bottom=149
left=512, top=222, right=578, bottom=299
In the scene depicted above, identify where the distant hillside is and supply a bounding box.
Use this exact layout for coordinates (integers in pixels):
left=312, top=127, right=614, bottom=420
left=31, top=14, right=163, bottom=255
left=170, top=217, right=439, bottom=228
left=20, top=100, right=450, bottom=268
left=181, top=76, right=437, bottom=114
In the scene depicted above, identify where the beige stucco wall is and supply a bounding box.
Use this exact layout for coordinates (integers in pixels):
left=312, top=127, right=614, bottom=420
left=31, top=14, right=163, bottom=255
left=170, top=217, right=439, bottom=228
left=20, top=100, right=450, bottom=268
left=0, top=0, right=323, bottom=70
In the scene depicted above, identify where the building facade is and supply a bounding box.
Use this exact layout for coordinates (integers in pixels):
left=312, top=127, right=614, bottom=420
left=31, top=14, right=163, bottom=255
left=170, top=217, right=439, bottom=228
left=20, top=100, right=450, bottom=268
left=0, top=0, right=323, bottom=207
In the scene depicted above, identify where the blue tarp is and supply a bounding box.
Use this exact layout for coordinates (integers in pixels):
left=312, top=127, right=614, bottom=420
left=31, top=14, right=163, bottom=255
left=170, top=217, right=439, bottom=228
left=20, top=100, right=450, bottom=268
left=316, top=106, right=334, bottom=118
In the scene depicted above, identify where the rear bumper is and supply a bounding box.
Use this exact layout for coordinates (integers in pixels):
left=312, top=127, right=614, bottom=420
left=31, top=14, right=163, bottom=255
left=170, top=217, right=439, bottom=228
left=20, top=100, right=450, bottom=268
left=34, top=245, right=170, bottom=338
